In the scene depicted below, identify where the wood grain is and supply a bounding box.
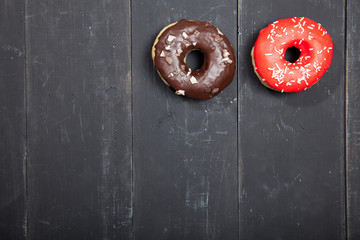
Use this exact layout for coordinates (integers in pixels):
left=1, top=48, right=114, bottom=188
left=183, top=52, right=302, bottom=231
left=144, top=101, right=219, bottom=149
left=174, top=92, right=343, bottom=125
left=238, top=0, right=346, bottom=239
left=0, top=0, right=26, bottom=239
left=132, top=1, right=239, bottom=239
left=0, top=0, right=355, bottom=239
left=346, top=0, right=360, bottom=239
left=26, top=0, right=132, bottom=239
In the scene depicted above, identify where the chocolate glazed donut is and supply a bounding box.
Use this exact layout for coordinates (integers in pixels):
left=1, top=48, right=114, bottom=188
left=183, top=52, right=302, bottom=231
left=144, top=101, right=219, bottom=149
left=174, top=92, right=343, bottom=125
left=152, top=19, right=236, bottom=100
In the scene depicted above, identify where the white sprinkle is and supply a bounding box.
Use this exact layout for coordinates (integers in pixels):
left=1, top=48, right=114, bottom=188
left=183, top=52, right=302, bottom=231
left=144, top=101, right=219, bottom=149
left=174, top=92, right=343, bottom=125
left=307, top=26, right=314, bottom=30
left=165, top=57, right=173, bottom=65
left=297, top=66, right=311, bottom=85
left=165, top=45, right=171, bottom=50
left=270, top=35, right=275, bottom=43
left=160, top=50, right=165, bottom=57
left=217, top=28, right=224, bottom=35
left=190, top=76, right=198, bottom=84
left=281, top=89, right=284, bottom=93
left=273, top=20, right=279, bottom=24
left=313, top=62, right=321, bottom=72
left=300, top=17, right=304, bottom=22
left=193, top=42, right=197, bottom=46
left=223, top=50, right=230, bottom=57
left=309, top=48, right=314, bottom=51
left=187, top=69, right=192, bottom=76
left=167, top=35, right=176, bottom=43
left=292, top=18, right=296, bottom=23
left=294, top=22, right=305, bottom=34
left=283, top=27, right=287, bottom=32
left=281, top=42, right=286, bottom=45
left=275, top=83, right=279, bottom=87
left=305, top=56, right=310, bottom=60
left=305, top=63, right=311, bottom=67
left=299, top=40, right=303, bottom=45
left=274, top=46, right=283, bottom=55
left=182, top=32, right=189, bottom=39
left=286, top=82, right=292, bottom=86
left=175, top=48, right=183, bottom=56
left=221, top=56, right=233, bottom=64
left=265, top=53, right=272, bottom=56
left=328, top=47, right=332, bottom=50
left=175, top=90, right=185, bottom=96
left=302, top=21, right=306, bottom=26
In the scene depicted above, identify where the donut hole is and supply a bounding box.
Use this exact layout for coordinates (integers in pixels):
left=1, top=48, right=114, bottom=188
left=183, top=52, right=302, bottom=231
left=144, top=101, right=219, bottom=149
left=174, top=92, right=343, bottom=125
left=185, top=50, right=204, bottom=70
left=285, top=47, right=301, bottom=63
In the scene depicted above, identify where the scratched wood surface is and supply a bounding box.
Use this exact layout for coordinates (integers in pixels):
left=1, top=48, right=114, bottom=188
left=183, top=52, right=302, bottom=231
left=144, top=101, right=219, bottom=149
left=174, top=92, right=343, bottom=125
left=132, top=1, right=238, bottom=239
left=0, top=0, right=26, bottom=239
left=238, top=1, right=346, bottom=239
left=346, top=0, right=360, bottom=239
left=0, top=0, right=359, bottom=239
left=25, top=0, right=132, bottom=239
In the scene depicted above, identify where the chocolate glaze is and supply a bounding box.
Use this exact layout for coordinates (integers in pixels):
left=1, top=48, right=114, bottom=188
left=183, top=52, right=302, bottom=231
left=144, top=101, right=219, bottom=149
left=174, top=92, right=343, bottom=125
left=153, top=19, right=236, bottom=100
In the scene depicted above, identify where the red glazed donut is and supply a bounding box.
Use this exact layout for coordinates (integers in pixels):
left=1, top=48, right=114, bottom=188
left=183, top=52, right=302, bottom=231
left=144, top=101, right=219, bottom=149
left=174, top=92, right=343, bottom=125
left=251, top=17, right=333, bottom=92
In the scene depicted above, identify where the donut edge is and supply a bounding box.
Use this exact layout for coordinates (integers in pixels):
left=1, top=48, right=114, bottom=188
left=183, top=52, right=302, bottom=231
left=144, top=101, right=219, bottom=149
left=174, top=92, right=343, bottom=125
left=251, top=47, right=279, bottom=92
left=151, top=22, right=179, bottom=87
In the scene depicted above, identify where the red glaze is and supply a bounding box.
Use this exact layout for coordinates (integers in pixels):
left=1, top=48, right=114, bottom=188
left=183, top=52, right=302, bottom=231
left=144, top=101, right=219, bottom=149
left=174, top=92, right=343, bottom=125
left=253, top=17, right=333, bottom=92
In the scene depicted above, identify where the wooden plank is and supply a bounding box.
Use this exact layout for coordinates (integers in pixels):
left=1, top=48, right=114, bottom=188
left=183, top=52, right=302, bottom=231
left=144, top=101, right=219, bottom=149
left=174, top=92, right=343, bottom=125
left=26, top=1, right=132, bottom=239
left=346, top=0, right=360, bottom=239
left=0, top=0, right=26, bottom=239
left=132, top=1, right=238, bottom=239
left=238, top=0, right=345, bottom=239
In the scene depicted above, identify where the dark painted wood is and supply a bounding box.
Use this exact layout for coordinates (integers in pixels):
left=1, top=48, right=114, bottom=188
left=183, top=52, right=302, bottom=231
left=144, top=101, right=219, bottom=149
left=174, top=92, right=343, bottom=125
left=238, top=0, right=345, bottom=239
left=132, top=1, right=238, bottom=239
left=0, top=0, right=356, bottom=238
left=346, top=0, right=360, bottom=239
left=0, top=0, right=26, bottom=239
left=26, top=0, right=132, bottom=239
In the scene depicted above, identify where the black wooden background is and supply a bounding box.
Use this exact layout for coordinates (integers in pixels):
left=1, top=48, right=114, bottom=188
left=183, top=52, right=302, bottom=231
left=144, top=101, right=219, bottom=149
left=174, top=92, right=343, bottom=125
left=0, top=0, right=359, bottom=239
